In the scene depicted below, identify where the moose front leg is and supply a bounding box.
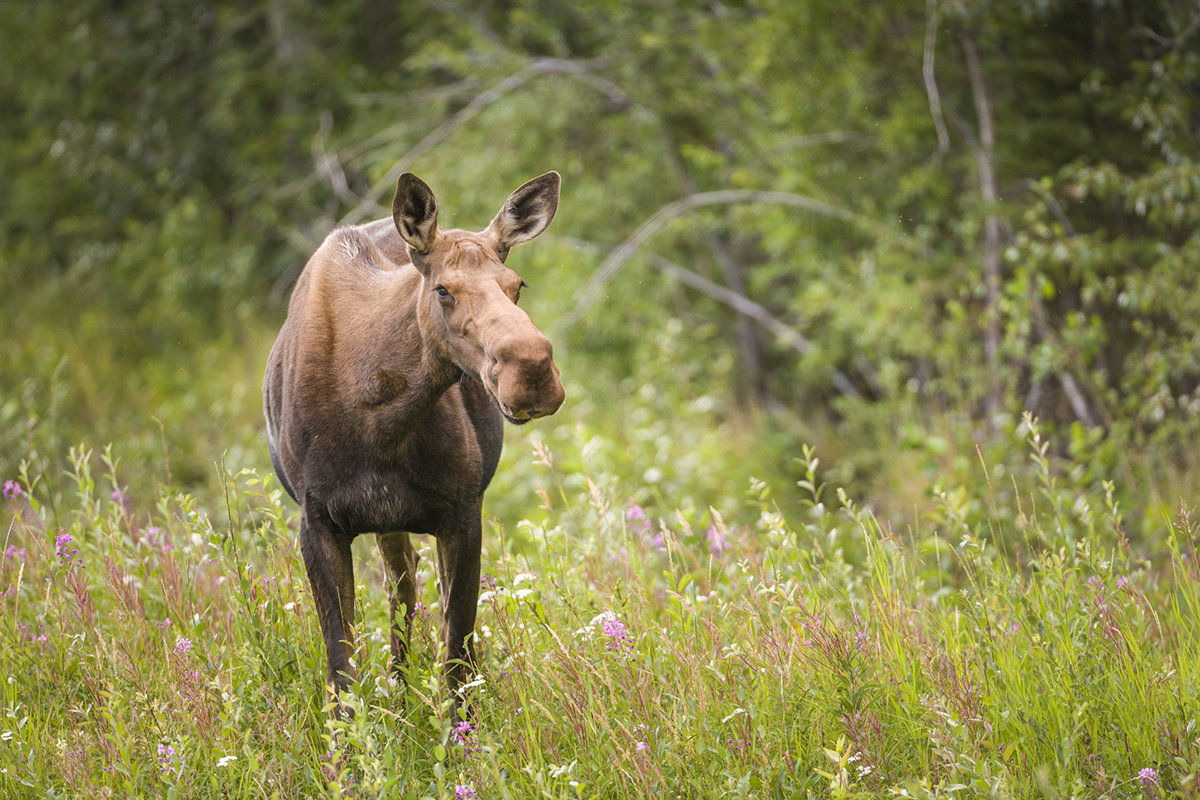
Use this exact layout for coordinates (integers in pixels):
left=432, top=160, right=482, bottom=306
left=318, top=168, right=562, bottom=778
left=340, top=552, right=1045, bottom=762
left=298, top=498, right=358, bottom=709
left=377, top=531, right=420, bottom=677
left=434, top=512, right=482, bottom=692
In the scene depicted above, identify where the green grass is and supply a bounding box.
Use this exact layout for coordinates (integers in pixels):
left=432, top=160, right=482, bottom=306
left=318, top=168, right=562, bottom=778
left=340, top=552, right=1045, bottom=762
left=0, top=418, right=1197, bottom=798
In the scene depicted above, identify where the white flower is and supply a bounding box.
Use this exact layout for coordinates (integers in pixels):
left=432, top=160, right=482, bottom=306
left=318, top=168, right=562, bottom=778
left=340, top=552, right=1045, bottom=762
left=513, top=572, right=536, bottom=584
left=217, top=755, right=238, bottom=767
left=513, top=588, right=534, bottom=600
left=590, top=610, right=617, bottom=626
left=722, top=708, right=746, bottom=724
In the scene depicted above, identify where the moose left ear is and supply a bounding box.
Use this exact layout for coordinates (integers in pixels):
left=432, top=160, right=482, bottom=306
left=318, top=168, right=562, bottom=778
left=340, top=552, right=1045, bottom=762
left=485, top=171, right=560, bottom=255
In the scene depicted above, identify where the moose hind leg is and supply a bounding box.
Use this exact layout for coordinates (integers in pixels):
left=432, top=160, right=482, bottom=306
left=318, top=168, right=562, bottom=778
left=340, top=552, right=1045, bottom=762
left=377, top=531, right=419, bottom=677
left=298, top=500, right=358, bottom=707
left=434, top=512, right=482, bottom=692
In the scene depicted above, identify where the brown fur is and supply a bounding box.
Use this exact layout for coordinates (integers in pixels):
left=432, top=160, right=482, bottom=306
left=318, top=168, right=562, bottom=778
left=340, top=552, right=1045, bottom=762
left=263, top=172, right=565, bottom=704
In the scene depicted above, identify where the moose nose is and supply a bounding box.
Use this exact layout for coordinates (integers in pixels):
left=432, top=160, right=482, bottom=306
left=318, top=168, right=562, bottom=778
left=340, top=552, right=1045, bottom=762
left=489, top=334, right=564, bottom=419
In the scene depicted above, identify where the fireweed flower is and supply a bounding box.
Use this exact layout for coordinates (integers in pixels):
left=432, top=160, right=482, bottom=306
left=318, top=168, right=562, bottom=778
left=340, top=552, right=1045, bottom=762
left=625, top=504, right=652, bottom=536
left=603, top=618, right=632, bottom=651
left=2, top=480, right=22, bottom=501
left=157, top=743, right=185, bottom=778
left=705, top=524, right=729, bottom=554
left=451, top=720, right=480, bottom=753
left=54, top=532, right=80, bottom=569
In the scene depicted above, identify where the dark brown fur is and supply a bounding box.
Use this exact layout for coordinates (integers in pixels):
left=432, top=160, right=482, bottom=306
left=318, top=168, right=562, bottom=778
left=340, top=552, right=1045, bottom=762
left=264, top=172, right=565, bottom=703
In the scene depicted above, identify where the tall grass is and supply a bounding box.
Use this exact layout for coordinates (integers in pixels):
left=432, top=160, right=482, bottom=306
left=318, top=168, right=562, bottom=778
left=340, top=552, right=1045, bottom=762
left=0, top=417, right=1196, bottom=798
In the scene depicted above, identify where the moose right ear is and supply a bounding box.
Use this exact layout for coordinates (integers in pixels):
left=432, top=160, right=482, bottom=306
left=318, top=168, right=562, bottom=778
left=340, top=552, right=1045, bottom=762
left=392, top=173, right=440, bottom=256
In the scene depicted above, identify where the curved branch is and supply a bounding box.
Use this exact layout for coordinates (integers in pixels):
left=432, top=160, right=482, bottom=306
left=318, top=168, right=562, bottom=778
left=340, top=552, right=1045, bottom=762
left=553, top=190, right=893, bottom=334
left=338, top=58, right=630, bottom=226
left=923, top=0, right=950, bottom=161
left=648, top=255, right=860, bottom=398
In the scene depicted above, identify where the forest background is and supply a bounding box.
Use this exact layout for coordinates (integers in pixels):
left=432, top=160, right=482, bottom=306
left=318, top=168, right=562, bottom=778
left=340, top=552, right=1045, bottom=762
left=1, top=0, right=1200, bottom=795
left=3, top=0, right=1200, bottom=537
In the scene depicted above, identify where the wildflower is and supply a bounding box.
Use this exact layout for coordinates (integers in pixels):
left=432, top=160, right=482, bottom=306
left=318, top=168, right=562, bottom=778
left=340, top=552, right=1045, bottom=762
left=854, top=630, right=871, bottom=652
left=455, top=785, right=477, bottom=799
left=111, top=489, right=123, bottom=504
left=174, top=638, right=193, bottom=657
left=54, top=532, right=80, bottom=569
left=1139, top=767, right=1159, bottom=788
left=635, top=740, right=649, bottom=753
left=1117, top=576, right=1129, bottom=589
left=602, top=618, right=632, bottom=651
left=705, top=524, right=729, bottom=554
left=157, top=743, right=184, bottom=778
left=450, top=720, right=480, bottom=753
left=625, top=505, right=645, bottom=522
left=2, top=481, right=22, bottom=501
left=216, top=755, right=238, bottom=767
left=5, top=546, right=25, bottom=562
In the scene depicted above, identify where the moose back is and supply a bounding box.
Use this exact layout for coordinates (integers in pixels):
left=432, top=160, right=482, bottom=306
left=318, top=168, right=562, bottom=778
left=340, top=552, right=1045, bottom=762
left=263, top=172, right=565, bottom=701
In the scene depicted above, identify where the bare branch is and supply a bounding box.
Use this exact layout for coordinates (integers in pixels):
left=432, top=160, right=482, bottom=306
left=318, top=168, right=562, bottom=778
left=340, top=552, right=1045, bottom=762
left=312, top=111, right=362, bottom=208
left=1023, top=179, right=1075, bottom=236
left=553, top=189, right=887, bottom=334
left=648, top=255, right=861, bottom=398
left=1146, top=9, right=1200, bottom=48
left=338, top=58, right=631, bottom=227
left=923, top=0, right=950, bottom=161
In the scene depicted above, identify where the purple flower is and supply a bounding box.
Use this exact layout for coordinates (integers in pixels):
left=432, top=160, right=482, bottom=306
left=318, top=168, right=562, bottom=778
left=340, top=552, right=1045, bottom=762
left=854, top=630, right=871, bottom=652
left=1117, top=576, right=1129, bottom=589
left=174, top=638, right=193, bottom=657
left=455, top=785, right=477, bottom=799
left=625, top=505, right=646, bottom=522
left=54, top=532, right=80, bottom=569
left=2, top=481, right=22, bottom=501
left=450, top=720, right=479, bottom=753
left=603, top=618, right=632, bottom=651
left=705, top=524, right=729, bottom=554
left=5, top=545, right=26, bottom=563
left=635, top=740, right=648, bottom=753
left=111, top=489, right=123, bottom=504
left=1139, top=767, right=1159, bottom=787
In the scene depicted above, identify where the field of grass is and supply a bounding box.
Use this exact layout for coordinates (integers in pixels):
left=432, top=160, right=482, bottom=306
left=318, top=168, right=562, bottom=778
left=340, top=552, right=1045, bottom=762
left=0, top=417, right=1197, bottom=798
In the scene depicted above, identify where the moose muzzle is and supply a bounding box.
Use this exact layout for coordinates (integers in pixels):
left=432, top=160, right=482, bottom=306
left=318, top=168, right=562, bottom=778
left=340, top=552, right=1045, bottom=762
left=487, top=333, right=564, bottom=423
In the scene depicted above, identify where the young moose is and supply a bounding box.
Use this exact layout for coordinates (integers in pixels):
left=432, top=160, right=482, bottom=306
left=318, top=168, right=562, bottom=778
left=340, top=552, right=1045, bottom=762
left=263, top=172, right=565, bottom=703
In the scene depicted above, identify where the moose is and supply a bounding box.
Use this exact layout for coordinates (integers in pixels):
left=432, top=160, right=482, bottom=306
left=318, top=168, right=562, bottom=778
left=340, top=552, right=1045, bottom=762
left=263, top=172, right=565, bottom=704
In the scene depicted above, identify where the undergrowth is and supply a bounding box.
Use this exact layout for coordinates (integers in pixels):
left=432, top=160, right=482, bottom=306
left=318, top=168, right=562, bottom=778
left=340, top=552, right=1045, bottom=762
left=0, top=415, right=1196, bottom=798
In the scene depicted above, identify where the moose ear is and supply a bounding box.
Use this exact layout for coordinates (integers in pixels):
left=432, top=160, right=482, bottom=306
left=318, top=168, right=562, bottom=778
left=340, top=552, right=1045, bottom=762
left=392, top=173, right=440, bottom=255
left=485, top=171, right=560, bottom=255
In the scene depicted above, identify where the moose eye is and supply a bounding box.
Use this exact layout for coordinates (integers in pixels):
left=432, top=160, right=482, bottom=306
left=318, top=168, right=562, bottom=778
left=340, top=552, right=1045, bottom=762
left=435, top=285, right=451, bottom=300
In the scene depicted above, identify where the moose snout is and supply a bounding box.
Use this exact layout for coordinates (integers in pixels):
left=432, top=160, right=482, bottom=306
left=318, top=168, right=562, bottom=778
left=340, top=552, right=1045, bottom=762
left=488, top=334, right=565, bottom=421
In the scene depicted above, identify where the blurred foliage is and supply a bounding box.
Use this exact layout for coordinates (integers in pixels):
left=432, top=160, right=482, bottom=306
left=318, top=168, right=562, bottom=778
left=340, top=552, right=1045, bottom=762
left=1, top=0, right=1199, bottom=541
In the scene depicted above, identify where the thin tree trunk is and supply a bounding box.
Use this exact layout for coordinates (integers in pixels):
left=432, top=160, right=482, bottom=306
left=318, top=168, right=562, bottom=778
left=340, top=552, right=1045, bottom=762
left=963, top=35, right=1002, bottom=423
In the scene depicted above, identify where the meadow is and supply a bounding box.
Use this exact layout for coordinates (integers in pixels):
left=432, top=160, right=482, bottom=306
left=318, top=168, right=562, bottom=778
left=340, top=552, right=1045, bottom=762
left=0, top=414, right=1195, bottom=799
left=3, top=1, right=1199, bottom=797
